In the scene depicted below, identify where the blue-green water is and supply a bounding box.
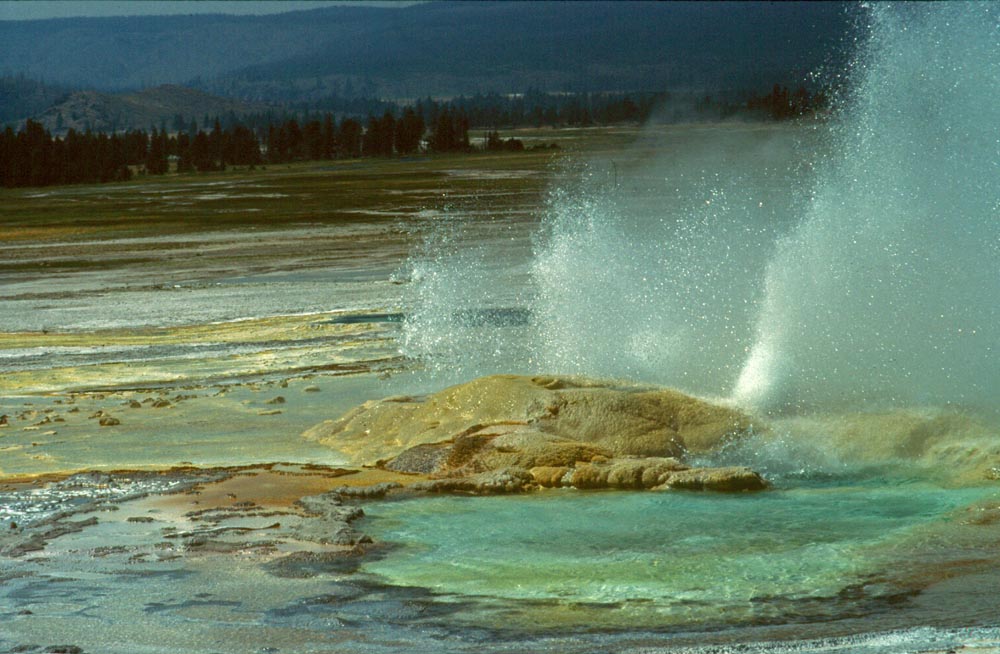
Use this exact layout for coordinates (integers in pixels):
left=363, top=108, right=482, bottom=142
left=362, top=483, right=995, bottom=630
left=2, top=475, right=999, bottom=653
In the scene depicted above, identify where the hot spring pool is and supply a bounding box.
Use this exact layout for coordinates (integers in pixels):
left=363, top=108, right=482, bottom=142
left=360, top=482, right=997, bottom=631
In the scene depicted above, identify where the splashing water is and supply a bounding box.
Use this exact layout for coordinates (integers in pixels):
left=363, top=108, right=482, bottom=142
left=531, top=137, right=811, bottom=396
left=404, top=3, right=999, bottom=418
left=735, top=3, right=1000, bottom=413
left=401, top=207, right=540, bottom=385
left=404, top=127, right=814, bottom=394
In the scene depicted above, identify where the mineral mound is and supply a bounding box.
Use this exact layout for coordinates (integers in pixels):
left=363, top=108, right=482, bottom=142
left=304, top=375, right=766, bottom=493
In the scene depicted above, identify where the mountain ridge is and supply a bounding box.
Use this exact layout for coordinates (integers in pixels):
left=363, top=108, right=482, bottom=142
left=1, top=2, right=854, bottom=100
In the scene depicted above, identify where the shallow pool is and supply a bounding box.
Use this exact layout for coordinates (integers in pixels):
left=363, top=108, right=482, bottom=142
left=362, top=483, right=996, bottom=631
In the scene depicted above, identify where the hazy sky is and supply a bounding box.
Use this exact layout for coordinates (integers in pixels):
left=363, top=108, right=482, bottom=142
left=0, top=1, right=416, bottom=21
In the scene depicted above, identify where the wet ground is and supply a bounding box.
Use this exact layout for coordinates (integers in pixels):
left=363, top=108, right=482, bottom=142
left=2, top=465, right=1000, bottom=654
left=2, top=126, right=1000, bottom=653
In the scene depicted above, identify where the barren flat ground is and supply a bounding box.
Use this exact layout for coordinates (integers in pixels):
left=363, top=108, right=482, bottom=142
left=0, top=124, right=758, bottom=476
left=3, top=124, right=1000, bottom=654
left=0, top=127, right=619, bottom=476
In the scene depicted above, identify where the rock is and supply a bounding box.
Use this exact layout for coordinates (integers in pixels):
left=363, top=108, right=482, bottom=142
left=331, top=482, right=402, bottom=499
left=304, top=386, right=321, bottom=393
left=383, top=443, right=449, bottom=474
left=266, top=396, right=286, bottom=405
left=566, top=456, right=688, bottom=490
left=529, top=466, right=571, bottom=487
left=412, top=468, right=535, bottom=494
left=305, top=375, right=769, bottom=495
left=298, top=494, right=359, bottom=519
left=293, top=492, right=370, bottom=546
left=126, top=400, right=142, bottom=409
left=403, top=455, right=763, bottom=494
left=98, top=415, right=120, bottom=427
left=657, top=466, right=767, bottom=492
left=306, top=374, right=753, bottom=466
left=152, top=399, right=171, bottom=408
left=382, top=425, right=612, bottom=476
left=264, top=550, right=370, bottom=578
left=258, top=409, right=283, bottom=416
left=2, top=517, right=98, bottom=558
left=567, top=462, right=609, bottom=489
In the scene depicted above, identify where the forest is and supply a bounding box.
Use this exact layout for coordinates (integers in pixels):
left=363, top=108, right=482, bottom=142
left=0, top=86, right=823, bottom=189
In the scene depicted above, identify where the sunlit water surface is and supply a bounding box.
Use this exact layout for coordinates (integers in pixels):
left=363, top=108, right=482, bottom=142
left=3, top=479, right=999, bottom=654
left=362, top=483, right=995, bottom=629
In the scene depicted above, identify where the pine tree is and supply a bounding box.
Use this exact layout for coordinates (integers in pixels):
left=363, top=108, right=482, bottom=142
left=394, top=107, right=425, bottom=154
left=176, top=132, right=193, bottom=172
left=303, top=119, right=324, bottom=161
left=145, top=128, right=168, bottom=174
left=209, top=119, right=224, bottom=170
left=337, top=118, right=362, bottom=158
left=378, top=111, right=396, bottom=156
left=362, top=115, right=381, bottom=157
left=285, top=119, right=303, bottom=160
left=430, top=108, right=455, bottom=152
left=191, top=131, right=213, bottom=172
left=227, top=125, right=261, bottom=166
left=321, top=114, right=335, bottom=160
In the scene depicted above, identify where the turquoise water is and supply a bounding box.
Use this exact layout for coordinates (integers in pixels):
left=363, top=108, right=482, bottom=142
left=2, top=475, right=998, bottom=653
left=362, top=483, right=994, bottom=630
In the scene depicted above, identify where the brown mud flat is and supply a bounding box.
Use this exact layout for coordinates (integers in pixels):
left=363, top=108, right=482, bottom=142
left=144, top=463, right=425, bottom=511
left=1, top=463, right=429, bottom=565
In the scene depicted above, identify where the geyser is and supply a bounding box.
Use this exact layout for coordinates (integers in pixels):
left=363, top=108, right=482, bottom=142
left=404, top=3, right=999, bottom=418
left=531, top=135, right=810, bottom=396
left=735, top=2, right=1000, bottom=412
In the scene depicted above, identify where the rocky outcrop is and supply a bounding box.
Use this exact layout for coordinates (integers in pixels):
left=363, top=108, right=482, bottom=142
left=304, top=374, right=754, bottom=466
left=413, top=468, right=536, bottom=494
left=401, top=461, right=767, bottom=495
left=294, top=493, right=371, bottom=546
left=303, top=375, right=767, bottom=495
left=659, top=466, right=768, bottom=491
left=330, top=482, right=403, bottom=500
left=382, top=424, right=612, bottom=476
left=562, top=456, right=689, bottom=490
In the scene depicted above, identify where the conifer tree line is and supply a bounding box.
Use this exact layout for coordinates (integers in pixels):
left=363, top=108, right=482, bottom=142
left=1, top=86, right=822, bottom=189
left=4, top=107, right=448, bottom=188
left=745, top=84, right=826, bottom=121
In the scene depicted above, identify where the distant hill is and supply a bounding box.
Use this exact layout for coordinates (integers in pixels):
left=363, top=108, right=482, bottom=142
left=28, top=85, right=267, bottom=135
left=0, top=9, right=337, bottom=92
left=0, top=2, right=856, bottom=101
left=0, top=75, right=73, bottom=125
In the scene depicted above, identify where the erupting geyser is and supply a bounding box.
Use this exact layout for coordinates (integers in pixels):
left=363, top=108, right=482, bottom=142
left=405, top=2, right=999, bottom=418
left=734, top=2, right=1000, bottom=413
